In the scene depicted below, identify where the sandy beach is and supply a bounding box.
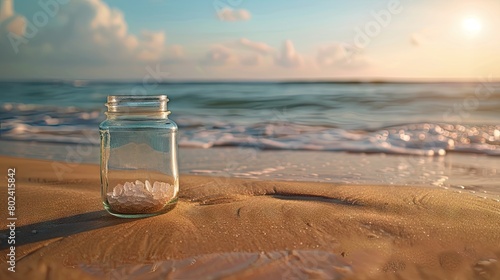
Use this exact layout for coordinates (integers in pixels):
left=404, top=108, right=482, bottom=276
left=1, top=155, right=500, bottom=279
left=1, top=0, right=500, bottom=278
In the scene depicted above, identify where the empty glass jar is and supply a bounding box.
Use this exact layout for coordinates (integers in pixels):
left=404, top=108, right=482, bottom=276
left=99, top=95, right=178, bottom=218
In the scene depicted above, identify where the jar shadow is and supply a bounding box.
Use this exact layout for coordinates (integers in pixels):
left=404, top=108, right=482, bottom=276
left=0, top=210, right=143, bottom=250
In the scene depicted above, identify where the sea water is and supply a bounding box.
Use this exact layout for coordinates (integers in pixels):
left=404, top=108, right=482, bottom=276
left=0, top=81, right=499, bottom=198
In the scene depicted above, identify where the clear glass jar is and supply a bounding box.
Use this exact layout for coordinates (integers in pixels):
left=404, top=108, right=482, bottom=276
left=99, top=95, right=178, bottom=218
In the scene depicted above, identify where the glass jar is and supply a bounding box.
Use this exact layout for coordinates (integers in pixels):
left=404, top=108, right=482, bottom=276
left=99, top=95, right=178, bottom=218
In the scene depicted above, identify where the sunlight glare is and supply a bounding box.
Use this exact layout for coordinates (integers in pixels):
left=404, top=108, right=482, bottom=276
left=462, top=17, right=482, bottom=35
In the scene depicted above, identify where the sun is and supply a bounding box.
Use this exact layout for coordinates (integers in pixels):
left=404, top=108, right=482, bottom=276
left=462, top=17, right=482, bottom=35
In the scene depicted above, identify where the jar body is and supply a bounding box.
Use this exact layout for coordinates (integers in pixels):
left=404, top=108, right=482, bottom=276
left=99, top=96, right=178, bottom=218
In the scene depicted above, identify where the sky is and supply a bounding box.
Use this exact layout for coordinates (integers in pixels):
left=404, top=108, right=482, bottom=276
left=0, top=0, right=499, bottom=81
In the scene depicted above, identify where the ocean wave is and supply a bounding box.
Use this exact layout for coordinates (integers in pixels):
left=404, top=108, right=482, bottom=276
left=1, top=80, right=499, bottom=156
left=1, top=104, right=498, bottom=156
left=177, top=122, right=500, bottom=156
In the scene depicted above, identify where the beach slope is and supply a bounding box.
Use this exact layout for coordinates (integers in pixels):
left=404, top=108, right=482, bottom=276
left=1, top=156, right=500, bottom=279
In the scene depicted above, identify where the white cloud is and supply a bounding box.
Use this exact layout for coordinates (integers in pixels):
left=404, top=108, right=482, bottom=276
left=316, top=43, right=370, bottom=68
left=275, top=40, right=303, bottom=68
left=0, top=0, right=182, bottom=65
left=234, top=38, right=273, bottom=55
left=90, top=0, right=127, bottom=38
left=56, top=0, right=142, bottom=61
left=137, top=30, right=166, bottom=61
left=217, top=8, right=251, bottom=22
left=203, top=45, right=236, bottom=66
left=317, top=44, right=349, bottom=66
left=202, top=39, right=305, bottom=69
left=202, top=38, right=273, bottom=67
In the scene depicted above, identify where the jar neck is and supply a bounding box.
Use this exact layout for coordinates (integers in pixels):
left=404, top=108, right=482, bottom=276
left=105, top=95, right=170, bottom=120
left=106, top=112, right=170, bottom=120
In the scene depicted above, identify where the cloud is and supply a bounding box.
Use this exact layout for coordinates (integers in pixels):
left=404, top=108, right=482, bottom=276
left=0, top=0, right=25, bottom=36
left=202, top=38, right=273, bottom=67
left=316, top=43, right=370, bottom=68
left=169, top=44, right=184, bottom=58
left=203, top=45, right=236, bottom=66
left=217, top=8, right=251, bottom=22
left=275, top=40, right=303, bottom=68
left=0, top=0, right=12, bottom=21
left=137, top=30, right=166, bottom=61
left=0, top=0, right=182, bottom=66
left=240, top=54, right=260, bottom=66
left=49, top=0, right=144, bottom=62
left=317, top=44, right=349, bottom=66
left=234, top=38, right=273, bottom=55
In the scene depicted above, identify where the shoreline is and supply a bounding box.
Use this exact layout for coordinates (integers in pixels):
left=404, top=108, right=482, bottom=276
left=1, top=140, right=500, bottom=198
left=1, top=156, right=500, bottom=279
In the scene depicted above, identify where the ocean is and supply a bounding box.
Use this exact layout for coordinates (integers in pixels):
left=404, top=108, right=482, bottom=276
left=0, top=81, right=499, bottom=198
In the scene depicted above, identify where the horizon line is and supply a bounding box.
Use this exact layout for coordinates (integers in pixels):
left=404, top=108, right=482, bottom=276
left=0, top=78, right=499, bottom=84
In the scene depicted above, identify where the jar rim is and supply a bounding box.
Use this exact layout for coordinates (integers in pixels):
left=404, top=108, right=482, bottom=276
left=106, top=95, right=169, bottom=114
left=107, top=95, right=168, bottom=103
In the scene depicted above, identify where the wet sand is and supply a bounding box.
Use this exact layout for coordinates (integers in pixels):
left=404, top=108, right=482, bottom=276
left=1, top=155, right=500, bottom=279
